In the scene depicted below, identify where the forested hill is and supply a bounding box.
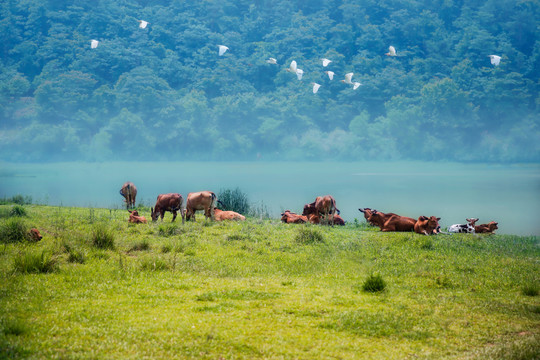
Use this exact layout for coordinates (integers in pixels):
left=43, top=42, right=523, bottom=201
left=0, top=0, right=538, bottom=162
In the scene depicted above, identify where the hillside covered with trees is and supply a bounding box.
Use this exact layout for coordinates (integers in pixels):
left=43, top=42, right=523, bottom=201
left=0, top=0, right=538, bottom=162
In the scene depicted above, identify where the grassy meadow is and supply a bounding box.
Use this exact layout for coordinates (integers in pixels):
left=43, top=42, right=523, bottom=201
left=0, top=203, right=539, bottom=359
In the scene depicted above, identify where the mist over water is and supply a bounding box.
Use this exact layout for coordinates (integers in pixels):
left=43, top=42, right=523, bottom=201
left=1, top=161, right=538, bottom=236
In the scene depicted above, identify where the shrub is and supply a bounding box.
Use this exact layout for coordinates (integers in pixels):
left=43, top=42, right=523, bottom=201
left=295, top=227, right=324, bottom=244
left=362, top=273, right=386, bottom=293
left=0, top=318, right=27, bottom=336
left=218, top=188, right=249, bottom=214
left=522, top=284, right=539, bottom=297
left=0, top=195, right=32, bottom=205
left=158, top=223, right=180, bottom=237
left=13, top=249, right=58, bottom=274
left=0, top=218, right=28, bottom=243
left=91, top=224, right=115, bottom=249
left=9, top=205, right=27, bottom=217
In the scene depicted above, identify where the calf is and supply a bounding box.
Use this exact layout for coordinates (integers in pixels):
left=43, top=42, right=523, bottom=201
left=281, top=210, right=307, bottom=224
left=128, top=210, right=147, bottom=224
left=370, top=210, right=416, bottom=232
left=185, top=191, right=217, bottom=221
left=28, top=228, right=43, bottom=242
left=448, top=218, right=478, bottom=233
left=414, top=216, right=441, bottom=235
left=214, top=208, right=246, bottom=221
left=475, top=221, right=498, bottom=234
left=303, top=195, right=340, bottom=225
left=151, top=193, right=184, bottom=223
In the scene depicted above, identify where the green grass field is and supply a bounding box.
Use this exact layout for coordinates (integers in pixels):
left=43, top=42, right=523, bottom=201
left=1, top=204, right=539, bottom=359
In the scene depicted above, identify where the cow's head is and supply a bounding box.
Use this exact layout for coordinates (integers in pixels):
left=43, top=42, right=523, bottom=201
left=129, top=210, right=140, bottom=216
left=150, top=207, right=158, bottom=222
left=29, top=228, right=43, bottom=242
left=489, top=221, right=498, bottom=231
left=302, top=203, right=317, bottom=216
left=466, top=218, right=479, bottom=226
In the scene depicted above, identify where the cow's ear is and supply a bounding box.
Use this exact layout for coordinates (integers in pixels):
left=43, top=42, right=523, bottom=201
left=419, top=216, right=428, bottom=221
left=150, top=207, right=154, bottom=214
left=358, top=208, right=364, bottom=213
left=437, top=217, right=441, bottom=221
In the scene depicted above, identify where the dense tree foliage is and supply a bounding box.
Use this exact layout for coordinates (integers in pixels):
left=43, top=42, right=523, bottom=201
left=0, top=0, right=538, bottom=162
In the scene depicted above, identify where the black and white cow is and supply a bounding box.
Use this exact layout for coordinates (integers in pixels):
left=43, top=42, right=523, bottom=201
left=448, top=218, right=478, bottom=233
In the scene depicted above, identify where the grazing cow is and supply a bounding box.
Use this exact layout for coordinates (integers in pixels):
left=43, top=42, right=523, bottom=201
left=128, top=210, right=147, bottom=224
left=475, top=221, right=498, bottom=234
left=414, top=216, right=441, bottom=235
left=303, top=195, right=339, bottom=225
left=448, top=218, right=478, bottom=233
left=119, top=182, right=137, bottom=209
left=185, top=191, right=217, bottom=221
left=28, top=228, right=42, bottom=242
left=281, top=210, right=308, bottom=224
left=369, top=210, right=416, bottom=232
left=151, top=193, right=184, bottom=223
left=332, top=214, right=346, bottom=226
left=214, top=208, right=246, bottom=221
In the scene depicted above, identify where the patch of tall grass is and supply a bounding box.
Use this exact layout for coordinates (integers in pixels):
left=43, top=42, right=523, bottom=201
left=12, top=248, right=58, bottom=274
left=0, top=194, right=32, bottom=205
left=0, top=218, right=29, bottom=243
left=218, top=187, right=249, bottom=214
left=361, top=273, right=387, bottom=293
left=91, top=223, right=115, bottom=249
left=295, top=227, right=324, bottom=244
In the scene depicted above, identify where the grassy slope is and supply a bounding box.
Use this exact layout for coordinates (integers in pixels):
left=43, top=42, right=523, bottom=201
left=0, top=205, right=539, bottom=359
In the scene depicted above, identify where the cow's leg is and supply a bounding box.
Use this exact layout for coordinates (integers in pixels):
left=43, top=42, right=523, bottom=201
left=172, top=210, right=177, bottom=222
left=181, top=208, right=185, bottom=224
left=160, top=212, right=165, bottom=221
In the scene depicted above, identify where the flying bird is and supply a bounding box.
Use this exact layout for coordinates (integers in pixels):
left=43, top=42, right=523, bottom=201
left=287, top=60, right=298, bottom=73
left=325, top=71, right=334, bottom=80
left=341, top=72, right=354, bottom=85
left=90, top=39, right=99, bottom=49
left=266, top=57, right=277, bottom=65
left=353, top=82, right=362, bottom=90
left=321, top=58, right=332, bottom=67
left=488, top=55, right=501, bottom=66
left=386, top=46, right=397, bottom=56
left=312, top=83, right=321, bottom=94
left=218, top=45, right=229, bottom=56
left=138, top=20, right=149, bottom=29
left=296, top=68, right=304, bottom=80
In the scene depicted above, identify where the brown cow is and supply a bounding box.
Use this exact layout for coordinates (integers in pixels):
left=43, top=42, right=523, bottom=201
left=303, top=195, right=339, bottom=225
left=120, top=182, right=137, bottom=209
left=414, top=216, right=441, bottom=235
left=128, top=210, right=147, bottom=224
left=281, top=210, right=308, bottom=224
left=185, top=191, right=217, bottom=221
left=475, top=221, right=498, bottom=234
left=28, top=228, right=42, bottom=242
left=358, top=208, right=376, bottom=225
left=151, top=193, right=184, bottom=223
left=214, top=208, right=246, bottom=221
left=370, top=210, right=416, bottom=232
left=306, top=213, right=346, bottom=226
left=333, top=214, right=346, bottom=226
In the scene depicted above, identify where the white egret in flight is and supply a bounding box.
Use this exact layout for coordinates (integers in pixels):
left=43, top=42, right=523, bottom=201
left=325, top=71, right=334, bottom=80
left=218, top=45, right=229, bottom=56
left=312, top=83, right=321, bottom=94
left=353, top=82, right=362, bottom=90
left=138, top=20, right=149, bottom=29
left=488, top=55, right=501, bottom=66
left=296, top=68, right=304, bottom=80
left=385, top=46, right=397, bottom=56
left=90, top=39, right=99, bottom=49
left=321, top=58, right=332, bottom=67
left=287, top=60, right=297, bottom=73
left=266, top=57, right=277, bottom=64
left=341, top=72, right=354, bottom=85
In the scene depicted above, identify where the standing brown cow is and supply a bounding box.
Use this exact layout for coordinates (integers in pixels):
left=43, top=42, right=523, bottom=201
left=151, top=193, right=184, bottom=223
left=303, top=195, right=339, bottom=225
left=120, top=182, right=137, bottom=209
left=185, top=191, right=217, bottom=221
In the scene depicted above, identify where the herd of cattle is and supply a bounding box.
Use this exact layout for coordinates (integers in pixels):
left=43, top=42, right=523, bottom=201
left=120, top=182, right=499, bottom=235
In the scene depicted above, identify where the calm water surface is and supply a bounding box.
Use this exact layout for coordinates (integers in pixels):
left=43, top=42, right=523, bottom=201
left=1, top=161, right=539, bottom=236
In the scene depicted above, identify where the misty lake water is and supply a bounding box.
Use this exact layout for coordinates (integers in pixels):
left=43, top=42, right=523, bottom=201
left=1, top=161, right=539, bottom=236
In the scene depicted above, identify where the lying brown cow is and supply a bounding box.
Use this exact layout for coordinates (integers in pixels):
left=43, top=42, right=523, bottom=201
left=120, top=182, right=137, bottom=209
left=128, top=210, right=147, bottom=224
left=303, top=195, right=339, bottom=225
left=214, top=208, right=246, bottom=221
left=475, top=221, right=498, bottom=234
left=281, top=210, right=308, bottom=224
left=370, top=210, right=416, bottom=232
left=185, top=191, right=217, bottom=221
left=151, top=193, right=184, bottom=223
left=414, top=216, right=441, bottom=235
left=306, top=213, right=346, bottom=225
left=28, top=228, right=43, bottom=242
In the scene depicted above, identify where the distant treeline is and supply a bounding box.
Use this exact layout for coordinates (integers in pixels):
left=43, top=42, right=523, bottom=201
left=0, top=0, right=538, bottom=162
